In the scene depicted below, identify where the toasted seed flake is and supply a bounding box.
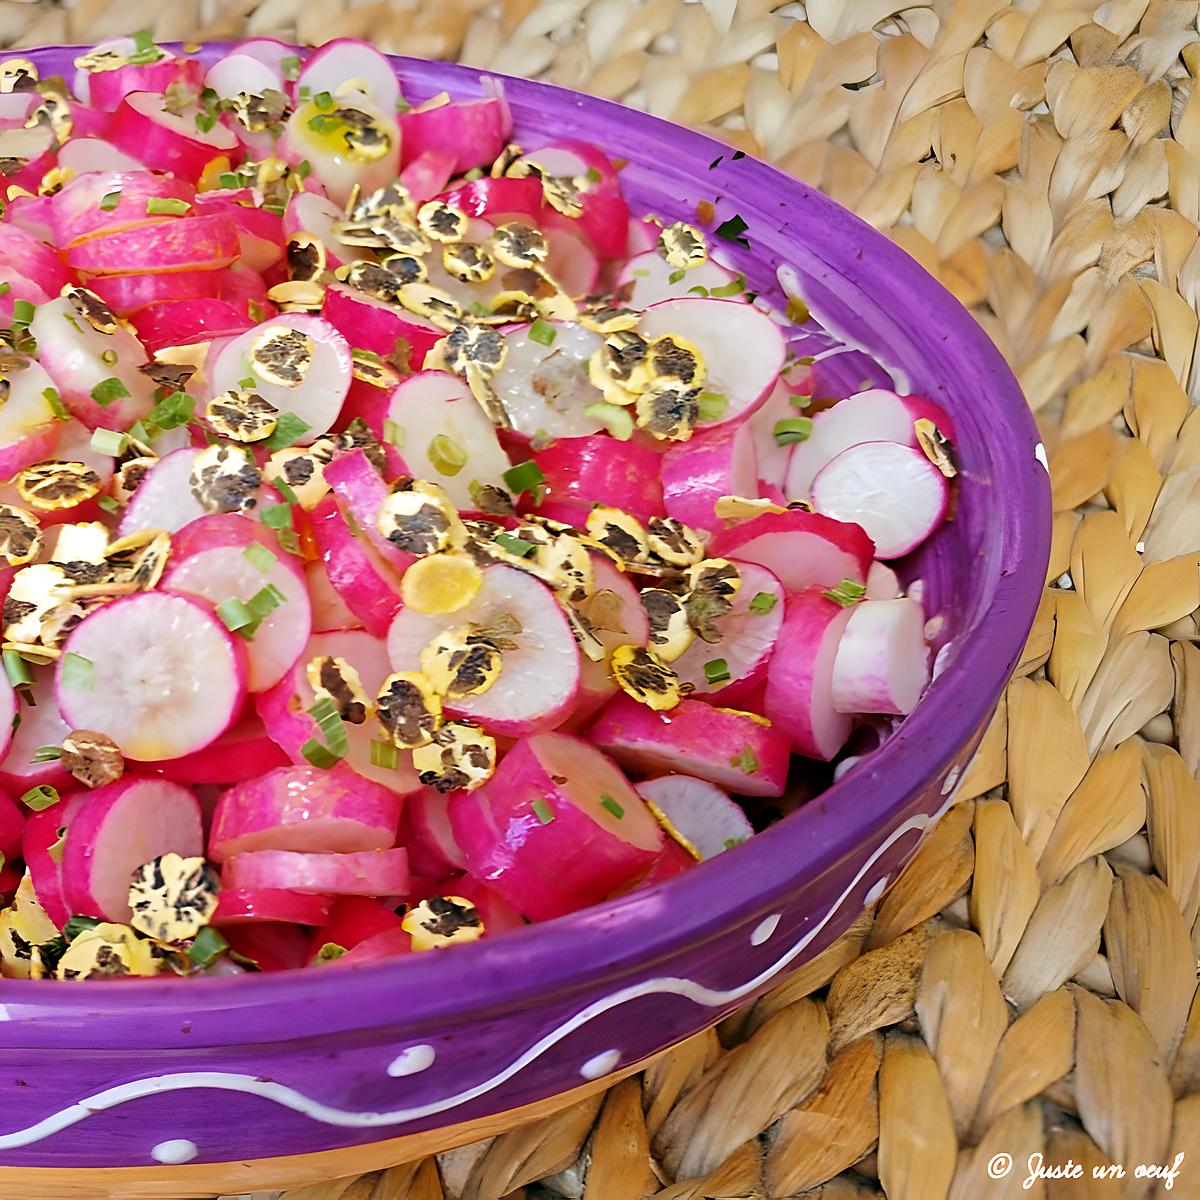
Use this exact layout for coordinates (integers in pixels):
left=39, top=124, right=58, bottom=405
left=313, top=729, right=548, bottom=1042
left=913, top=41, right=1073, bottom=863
left=490, top=142, right=523, bottom=177
left=249, top=327, right=314, bottom=388
left=16, top=461, right=101, bottom=511
left=128, top=852, right=220, bottom=944
left=914, top=417, right=957, bottom=478
left=644, top=795, right=703, bottom=860
left=658, top=222, right=708, bottom=270
left=685, top=558, right=742, bottom=641
left=579, top=304, right=641, bottom=335
left=412, top=721, right=496, bottom=792
left=267, top=279, right=326, bottom=312
left=403, top=895, right=485, bottom=950
left=56, top=922, right=159, bottom=980
left=597, top=329, right=649, bottom=389
left=376, top=670, right=442, bottom=749
left=0, top=505, right=41, bottom=567
left=376, top=480, right=459, bottom=555
left=401, top=553, right=483, bottom=615
left=420, top=625, right=503, bottom=700
left=262, top=445, right=332, bottom=510
left=531, top=529, right=593, bottom=602
left=306, top=655, right=371, bottom=725
left=541, top=174, right=583, bottom=218
left=396, top=282, right=462, bottom=331
left=611, top=645, right=682, bottom=710
left=442, top=241, right=495, bottom=284
left=643, top=333, right=706, bottom=389
left=635, top=380, right=701, bottom=441
left=715, top=705, right=773, bottom=728
left=137, top=359, right=196, bottom=390
left=189, top=444, right=261, bottom=515
left=60, top=729, right=123, bottom=788
left=713, top=495, right=788, bottom=523
left=64, top=285, right=118, bottom=335
left=417, top=200, right=468, bottom=243
left=464, top=361, right=514, bottom=430
left=113, top=457, right=155, bottom=506
left=646, top=516, right=706, bottom=567
left=442, top=323, right=506, bottom=379
left=0, top=59, right=36, bottom=93
left=492, top=222, right=548, bottom=269
left=349, top=181, right=415, bottom=225
left=205, top=390, right=279, bottom=443
left=104, top=529, right=172, bottom=591
left=351, top=349, right=402, bottom=389
left=641, top=588, right=695, bottom=662
left=586, top=506, right=649, bottom=564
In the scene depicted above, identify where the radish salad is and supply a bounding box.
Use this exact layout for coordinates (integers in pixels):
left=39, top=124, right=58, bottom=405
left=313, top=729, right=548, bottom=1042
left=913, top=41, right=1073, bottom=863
left=0, top=35, right=958, bottom=980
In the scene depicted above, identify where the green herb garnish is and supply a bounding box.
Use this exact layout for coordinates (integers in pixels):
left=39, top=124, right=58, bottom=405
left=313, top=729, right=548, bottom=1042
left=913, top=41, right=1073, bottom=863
left=531, top=798, right=555, bottom=825
left=42, top=387, right=69, bottom=421
left=264, top=411, right=311, bottom=451
left=31, top=746, right=62, bottom=764
left=97, top=495, right=119, bottom=514
left=90, top=377, right=130, bottom=408
left=188, top=926, right=229, bottom=968
left=218, top=172, right=240, bottom=190
left=99, top=191, right=121, bottom=211
left=773, top=417, right=812, bottom=445
left=528, top=317, right=556, bottom=346
left=60, top=653, right=93, bottom=691
left=146, top=197, right=190, bottom=216
left=89, top=427, right=128, bottom=457
left=728, top=747, right=759, bottom=775
left=11, top=299, right=34, bottom=330
left=599, top=793, right=625, bottom=819
left=502, top=460, right=544, bottom=495
left=280, top=55, right=301, bottom=80
left=668, top=268, right=686, bottom=284
left=704, top=658, right=731, bottom=684
left=697, top=392, right=728, bottom=422
left=748, top=591, right=778, bottom=615
left=3, top=650, right=32, bottom=688
left=21, top=785, right=60, bottom=811
left=428, top=433, right=467, bottom=476
left=382, top=418, right=405, bottom=448
left=63, top=914, right=101, bottom=941
left=823, top=578, right=866, bottom=607
left=709, top=274, right=746, bottom=297
left=370, top=738, right=398, bottom=769
left=216, top=597, right=255, bottom=635
left=315, top=942, right=347, bottom=963
left=714, top=214, right=750, bottom=247
left=495, top=532, right=536, bottom=558
left=583, top=401, right=634, bottom=440
left=243, top=543, right=277, bottom=574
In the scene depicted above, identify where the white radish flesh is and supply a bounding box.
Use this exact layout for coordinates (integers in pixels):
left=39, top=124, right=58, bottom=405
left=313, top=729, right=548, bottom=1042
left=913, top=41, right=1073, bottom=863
left=635, top=775, right=753, bottom=860
left=0, top=359, right=61, bottom=478
left=0, top=676, right=71, bottom=794
left=295, top=40, right=403, bottom=112
left=118, top=447, right=206, bottom=535
left=831, top=597, right=930, bottom=716
left=865, top=560, right=902, bottom=600
left=748, top=380, right=805, bottom=491
left=617, top=249, right=743, bottom=310
left=305, top=558, right=364, bottom=632
left=56, top=591, right=247, bottom=761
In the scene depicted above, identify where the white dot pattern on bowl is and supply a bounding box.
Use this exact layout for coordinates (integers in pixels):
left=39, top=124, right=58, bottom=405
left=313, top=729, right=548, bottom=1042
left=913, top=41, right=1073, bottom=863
left=750, top=914, right=781, bottom=946
left=387, top=1044, right=437, bottom=1078
left=864, top=876, right=889, bottom=905
left=151, top=1138, right=198, bottom=1164
left=580, top=1049, right=621, bottom=1080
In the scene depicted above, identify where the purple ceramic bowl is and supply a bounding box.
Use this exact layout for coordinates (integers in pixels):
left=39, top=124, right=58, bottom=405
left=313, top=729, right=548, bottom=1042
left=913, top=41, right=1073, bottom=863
left=0, top=44, right=1049, bottom=1173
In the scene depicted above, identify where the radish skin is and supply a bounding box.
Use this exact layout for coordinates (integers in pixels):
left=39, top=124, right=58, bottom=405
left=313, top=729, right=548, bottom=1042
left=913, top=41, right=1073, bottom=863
left=398, top=98, right=511, bottom=175
left=865, top=561, right=903, bottom=600
left=118, top=447, right=206, bottom=535
left=0, top=678, right=71, bottom=794
left=323, top=450, right=417, bottom=578
left=404, top=788, right=468, bottom=876
left=0, top=789, right=23, bottom=861
left=320, top=284, right=442, bottom=370
left=660, top=422, right=757, bottom=534
left=214, top=887, right=332, bottom=927
left=160, top=711, right=291, bottom=785
left=306, top=895, right=403, bottom=954
left=831, top=597, right=930, bottom=715
left=443, top=872, right=525, bottom=934
left=224, top=847, right=411, bottom=897
left=23, top=795, right=86, bottom=928
left=530, top=435, right=666, bottom=524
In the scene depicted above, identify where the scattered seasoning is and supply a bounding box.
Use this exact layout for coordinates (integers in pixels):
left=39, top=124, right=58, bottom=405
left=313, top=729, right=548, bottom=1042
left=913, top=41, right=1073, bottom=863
left=823, top=577, right=867, bottom=607
left=60, top=729, right=123, bottom=788
left=189, top=443, right=261, bottom=514
left=146, top=196, right=190, bottom=215
left=773, top=417, right=812, bottom=445
left=402, top=896, right=485, bottom=951
left=531, top=797, right=555, bottom=825
left=216, top=597, right=255, bottom=635
left=90, top=377, right=129, bottom=408
left=599, top=793, right=625, bottom=819
left=494, top=531, right=536, bottom=558
left=376, top=671, right=442, bottom=749
left=0, top=505, right=41, bottom=566
left=17, top=461, right=101, bottom=511
left=704, top=658, right=731, bottom=685
left=306, top=655, right=371, bottom=725
left=501, top=461, right=544, bottom=495
left=128, top=853, right=220, bottom=942
left=748, top=591, right=778, bottom=615
left=315, top=941, right=346, bottom=963
left=206, top=391, right=279, bottom=443
left=21, top=785, right=59, bottom=811
left=369, top=738, right=399, bottom=768
left=59, top=651, right=92, bottom=690
left=89, top=427, right=128, bottom=457
left=427, top=433, right=467, bottom=477
left=729, top=746, right=760, bottom=774
left=913, top=417, right=957, bottom=478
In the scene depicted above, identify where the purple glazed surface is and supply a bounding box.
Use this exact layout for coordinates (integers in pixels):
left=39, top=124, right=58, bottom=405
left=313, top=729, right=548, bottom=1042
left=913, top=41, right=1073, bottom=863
left=0, top=45, right=1050, bottom=1169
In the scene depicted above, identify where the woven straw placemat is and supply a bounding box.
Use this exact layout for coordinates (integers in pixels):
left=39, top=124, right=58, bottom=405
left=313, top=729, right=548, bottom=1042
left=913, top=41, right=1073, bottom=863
left=9, top=1, right=1200, bottom=1196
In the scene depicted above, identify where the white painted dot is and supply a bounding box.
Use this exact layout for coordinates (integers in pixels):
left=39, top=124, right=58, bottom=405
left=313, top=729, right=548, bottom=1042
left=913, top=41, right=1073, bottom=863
left=1034, top=443, right=1048, bottom=471
left=941, top=764, right=962, bottom=796
left=387, top=1043, right=437, bottom=1078
left=580, top=1049, right=620, bottom=1080
left=751, top=913, right=781, bottom=945
left=864, top=876, right=889, bottom=905
left=152, top=1139, right=198, bottom=1165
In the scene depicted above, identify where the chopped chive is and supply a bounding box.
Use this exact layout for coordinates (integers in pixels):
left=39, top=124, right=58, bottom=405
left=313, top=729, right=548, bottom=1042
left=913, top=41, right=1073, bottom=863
left=31, top=745, right=61, bottom=764
left=99, top=190, right=121, bottom=211
left=428, top=433, right=467, bottom=476
left=315, top=941, right=347, bottom=963
left=714, top=213, right=750, bottom=247
left=238, top=375, right=256, bottom=389
left=90, top=377, right=130, bottom=408
left=686, top=285, right=709, bottom=297
left=243, top=542, right=277, bottom=573
left=301, top=738, right=341, bottom=768
left=585, top=166, right=603, bottom=183
left=216, top=597, right=255, bottom=634
left=502, top=460, right=544, bottom=495
left=370, top=738, right=398, bottom=769
left=42, top=386, right=69, bottom=421
left=773, top=417, right=812, bottom=445
left=272, top=477, right=300, bottom=507
left=632, top=268, right=650, bottom=277
left=822, top=577, right=867, bottom=607
left=11, top=299, right=34, bottom=329
left=0, top=282, right=9, bottom=298
left=307, top=114, right=341, bottom=134
left=723, top=836, right=747, bottom=849
left=218, top=172, right=240, bottom=189
left=3, top=650, right=32, bottom=688
left=382, top=418, right=405, bottom=448
left=531, top=797, right=555, bottom=825
left=188, top=925, right=229, bottom=968
left=668, top=268, right=686, bottom=284
left=528, top=317, right=556, bottom=346
left=748, top=591, right=778, bottom=615
left=583, top=401, right=634, bottom=440
left=298, top=86, right=312, bottom=102
left=704, top=658, right=731, bottom=684
left=296, top=159, right=312, bottom=179
left=313, top=90, right=334, bottom=111
left=63, top=914, right=100, bottom=941
left=60, top=653, right=93, bottom=691
left=260, top=502, right=293, bottom=530
left=21, top=785, right=59, bottom=811
left=89, top=427, right=128, bottom=457
left=786, top=295, right=810, bottom=323
left=789, top=392, right=812, bottom=408
left=263, top=411, right=311, bottom=451
left=495, top=531, right=536, bottom=558
left=97, top=495, right=119, bottom=514
left=246, top=583, right=286, bottom=622
left=697, top=392, right=728, bottom=422
left=599, top=793, right=624, bottom=819
left=128, top=419, right=152, bottom=444
left=709, top=275, right=746, bottom=297
left=728, top=746, right=759, bottom=774
left=194, top=111, right=218, bottom=134
left=280, top=54, right=302, bottom=80
left=307, top=696, right=348, bottom=758
left=100, top=348, right=118, bottom=367
left=146, top=196, right=191, bottom=216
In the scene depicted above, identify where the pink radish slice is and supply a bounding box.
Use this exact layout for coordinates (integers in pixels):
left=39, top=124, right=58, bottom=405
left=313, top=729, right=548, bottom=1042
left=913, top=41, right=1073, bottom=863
left=88, top=269, right=221, bottom=314
left=205, top=53, right=284, bottom=102
left=30, top=296, right=157, bottom=430
left=23, top=796, right=85, bottom=928
left=321, top=283, right=442, bottom=370
left=196, top=194, right=285, bottom=272
left=336, top=927, right=412, bottom=964
left=635, top=775, right=754, bottom=860
left=387, top=564, right=581, bottom=736
left=784, top=388, right=958, bottom=499
left=0, top=673, right=15, bottom=764
left=405, top=788, right=468, bottom=875
left=586, top=695, right=790, bottom=797
left=117, top=447, right=206, bottom=534
left=831, top=597, right=930, bottom=716
left=710, top=510, right=874, bottom=591
left=0, top=92, right=38, bottom=126
left=306, top=558, right=364, bottom=632
left=161, top=711, right=291, bottom=785
left=449, top=732, right=662, bottom=921
left=223, top=921, right=310, bottom=971
left=323, top=449, right=417, bottom=577
left=283, top=195, right=367, bottom=269
left=65, top=102, right=113, bottom=141
left=618, top=837, right=696, bottom=891
left=133, top=299, right=256, bottom=354
left=491, top=322, right=607, bottom=439
left=224, top=847, right=411, bottom=897
left=748, top=381, right=806, bottom=490
left=440, top=175, right=546, bottom=224
left=0, top=358, right=62, bottom=478
left=626, top=216, right=660, bottom=256
left=660, top=422, right=757, bottom=534
left=444, top=872, right=525, bottom=934
left=207, top=314, right=351, bottom=441
left=256, top=628, right=422, bottom=795
left=56, top=137, right=143, bottom=174
left=56, top=592, right=247, bottom=762
left=339, top=380, right=407, bottom=478
left=398, top=98, right=511, bottom=174
left=308, top=495, right=402, bottom=637
left=544, top=187, right=630, bottom=261
left=671, top=562, right=785, bottom=702
left=109, top=91, right=242, bottom=182
left=164, top=513, right=312, bottom=692
left=66, top=212, right=240, bottom=275
left=233, top=37, right=300, bottom=74
left=213, top=887, right=332, bottom=927
left=866, top=561, right=902, bottom=600
left=216, top=262, right=274, bottom=319
left=399, top=148, right=458, bottom=202
left=763, top=589, right=855, bottom=760
left=0, top=269, right=50, bottom=327
left=0, top=678, right=71, bottom=795
left=0, top=789, right=24, bottom=860
left=528, top=435, right=666, bottom=524
left=0, top=224, right=70, bottom=297
left=637, top=298, right=785, bottom=429
left=88, top=57, right=204, bottom=113
left=295, top=39, right=403, bottom=112
left=810, top=441, right=949, bottom=559
left=617, top=249, right=744, bottom=310
left=62, top=777, right=204, bottom=922
left=308, top=895, right=404, bottom=952
left=545, top=225, right=601, bottom=298
left=209, top=762, right=404, bottom=862
left=384, top=372, right=511, bottom=508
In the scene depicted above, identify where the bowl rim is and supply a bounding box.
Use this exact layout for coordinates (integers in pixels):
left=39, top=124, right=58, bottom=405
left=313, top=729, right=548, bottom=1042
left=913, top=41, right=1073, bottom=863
left=0, top=44, right=1050, bottom=1027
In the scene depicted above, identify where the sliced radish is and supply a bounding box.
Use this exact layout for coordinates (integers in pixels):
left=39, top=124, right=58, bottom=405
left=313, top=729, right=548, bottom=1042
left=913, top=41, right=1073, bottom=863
left=831, top=597, right=930, bottom=716
left=763, top=589, right=855, bottom=760
left=810, top=441, right=949, bottom=559
left=110, top=91, right=241, bottom=182
left=0, top=677, right=71, bottom=795
left=544, top=225, right=601, bottom=298
left=785, top=388, right=958, bottom=499
left=0, top=91, right=38, bottom=126
left=67, top=212, right=240, bottom=276
left=306, top=557, right=364, bottom=632
left=400, top=148, right=458, bottom=203
left=492, top=321, right=607, bottom=439
left=336, top=926, right=412, bottom=964
left=444, top=872, right=525, bottom=934
left=132, top=298, right=256, bottom=354
left=710, top=509, right=874, bottom=591
left=56, top=592, right=247, bottom=762
left=660, top=422, right=756, bottom=534
left=439, top=175, right=546, bottom=225
left=386, top=563, right=580, bottom=735
left=296, top=39, right=403, bottom=112
left=449, top=732, right=661, bottom=920
left=0, top=224, right=71, bottom=295
left=118, top=447, right=206, bottom=534
left=398, top=98, right=511, bottom=174
left=749, top=380, right=805, bottom=491
left=160, top=710, right=291, bottom=785
left=306, top=895, right=403, bottom=953
left=88, top=269, right=222, bottom=315
left=164, top=513, right=312, bottom=692
left=321, top=283, right=442, bottom=370
left=209, top=761, right=404, bottom=862
left=384, top=372, right=511, bottom=508
left=635, top=775, right=753, bottom=860
left=194, top=193, right=285, bottom=273
left=0, top=788, right=24, bottom=860
left=31, top=296, right=157, bottom=429
left=671, top=561, right=784, bottom=702
left=223, top=921, right=311, bottom=971
left=224, top=847, right=411, bottom=897
left=404, top=787, right=467, bottom=876
left=586, top=695, right=790, bottom=796
left=256, top=628, right=422, bottom=795
left=617, top=249, right=744, bottom=310
left=23, top=795, right=86, bottom=928
left=56, top=136, right=144, bottom=174
left=283, top=195, right=367, bottom=269
left=207, top=314, right=352, bottom=441
left=62, top=777, right=203, bottom=922
left=0, top=267, right=52, bottom=327
left=865, top=560, right=902, bottom=600
left=233, top=37, right=299, bottom=75
left=0, top=358, right=63, bottom=479
left=529, top=435, right=666, bottom=525
left=213, top=887, right=333, bottom=927
left=323, top=449, right=417, bottom=577
left=636, top=299, right=784, bottom=430
left=615, top=836, right=696, bottom=891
